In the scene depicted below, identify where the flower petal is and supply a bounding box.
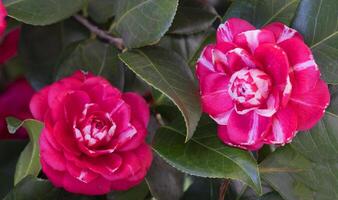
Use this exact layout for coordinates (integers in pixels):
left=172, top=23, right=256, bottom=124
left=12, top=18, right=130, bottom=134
left=30, top=86, right=50, bottom=121
left=200, top=73, right=233, bottom=116
left=289, top=79, right=330, bottom=130
left=218, top=110, right=271, bottom=150
left=0, top=28, right=20, bottom=64
left=263, top=22, right=303, bottom=43
left=234, top=30, right=275, bottom=53
left=279, top=38, right=320, bottom=93
left=122, top=92, right=149, bottom=127
left=264, top=106, right=298, bottom=144
left=196, top=44, right=216, bottom=80
left=216, top=18, right=255, bottom=43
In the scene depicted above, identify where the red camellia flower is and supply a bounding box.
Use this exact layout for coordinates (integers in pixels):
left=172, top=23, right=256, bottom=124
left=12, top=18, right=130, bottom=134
left=30, top=71, right=153, bottom=195
left=196, top=18, right=330, bottom=150
left=0, top=78, right=35, bottom=139
left=0, top=1, right=6, bottom=36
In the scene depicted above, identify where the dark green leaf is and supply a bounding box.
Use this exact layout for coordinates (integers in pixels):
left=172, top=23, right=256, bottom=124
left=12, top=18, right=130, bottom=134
left=0, top=141, right=27, bottom=199
left=159, top=32, right=209, bottom=61
left=88, top=0, right=115, bottom=24
left=107, top=181, right=149, bottom=200
left=6, top=118, right=44, bottom=185
left=6, top=117, right=23, bottom=134
left=4, top=176, right=104, bottom=200
left=169, top=7, right=218, bottom=35
left=119, top=47, right=201, bottom=141
left=4, top=0, right=85, bottom=25
left=56, top=39, right=124, bottom=90
left=145, top=153, right=184, bottom=200
left=181, top=177, right=222, bottom=200
left=292, top=0, right=338, bottom=84
left=153, top=115, right=262, bottom=194
left=328, top=84, right=338, bottom=115
left=111, top=0, right=179, bottom=48
left=20, top=19, right=89, bottom=89
left=260, top=192, right=284, bottom=200
left=188, top=31, right=216, bottom=68
left=260, top=112, right=338, bottom=200
left=225, top=0, right=300, bottom=27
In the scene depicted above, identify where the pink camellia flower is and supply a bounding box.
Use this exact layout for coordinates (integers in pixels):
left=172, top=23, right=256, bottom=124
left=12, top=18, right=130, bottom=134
left=0, top=27, right=21, bottom=64
left=0, top=78, right=35, bottom=139
left=30, top=71, right=153, bottom=195
left=0, top=1, right=6, bottom=36
left=196, top=18, right=330, bottom=150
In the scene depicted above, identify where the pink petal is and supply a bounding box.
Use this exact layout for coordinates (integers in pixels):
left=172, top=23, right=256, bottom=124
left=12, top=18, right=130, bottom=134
left=122, top=92, right=150, bottom=127
left=254, top=44, right=289, bottom=86
left=30, top=86, right=50, bottom=121
left=117, top=121, right=147, bottom=152
left=218, top=110, right=271, bottom=150
left=0, top=28, right=20, bottom=64
left=111, top=102, right=132, bottom=133
left=289, top=79, right=330, bottom=130
left=62, top=173, right=111, bottom=195
left=40, top=159, right=64, bottom=188
left=200, top=73, right=233, bottom=116
left=196, top=44, right=216, bottom=81
left=0, top=2, right=6, bottom=36
left=53, top=120, right=81, bottom=156
left=264, top=106, right=298, bottom=144
left=255, top=88, right=280, bottom=117
left=63, top=91, right=91, bottom=122
left=133, top=143, right=153, bottom=170
left=66, top=162, right=99, bottom=184
left=216, top=18, right=255, bottom=43
left=82, top=76, right=121, bottom=102
left=39, top=131, right=66, bottom=171
left=263, top=22, right=303, bottom=43
left=279, top=38, right=320, bottom=93
left=234, top=30, right=275, bottom=53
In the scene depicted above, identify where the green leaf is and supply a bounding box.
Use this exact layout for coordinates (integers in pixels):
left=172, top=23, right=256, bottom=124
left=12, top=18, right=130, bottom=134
left=181, top=177, right=222, bottom=200
left=152, top=115, right=262, bottom=194
left=0, top=141, right=27, bottom=199
left=145, top=153, right=184, bottom=200
left=292, top=0, right=338, bottom=84
left=88, top=0, right=116, bottom=24
left=56, top=39, right=124, bottom=90
left=6, top=117, right=23, bottom=134
left=328, top=84, right=338, bottom=115
left=4, top=0, right=85, bottom=25
left=260, top=112, right=338, bottom=200
left=20, top=19, right=89, bottom=89
left=169, top=7, right=218, bottom=35
left=107, top=181, right=149, bottom=200
left=6, top=118, right=44, bottom=185
left=224, top=0, right=300, bottom=27
left=159, top=32, right=209, bottom=61
left=4, top=176, right=104, bottom=200
left=119, top=47, right=201, bottom=141
left=111, top=0, right=179, bottom=48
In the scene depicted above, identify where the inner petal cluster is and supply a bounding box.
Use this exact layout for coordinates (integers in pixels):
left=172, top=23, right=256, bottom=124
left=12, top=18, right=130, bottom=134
left=229, top=69, right=271, bottom=109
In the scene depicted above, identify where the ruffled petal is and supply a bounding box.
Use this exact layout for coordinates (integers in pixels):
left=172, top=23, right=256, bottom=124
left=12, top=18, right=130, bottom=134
left=279, top=38, right=320, bottom=93
left=30, top=86, right=50, bottom=121
left=254, top=44, right=289, bottom=86
left=122, top=92, right=149, bottom=127
left=196, top=44, right=216, bottom=80
left=200, top=73, right=233, bottom=116
left=218, top=110, right=271, bottom=150
left=234, top=30, right=275, bottom=53
left=289, top=79, right=330, bottom=130
left=223, top=48, right=258, bottom=74
left=263, top=22, right=303, bottom=43
left=264, top=106, right=298, bottom=144
left=216, top=18, right=255, bottom=43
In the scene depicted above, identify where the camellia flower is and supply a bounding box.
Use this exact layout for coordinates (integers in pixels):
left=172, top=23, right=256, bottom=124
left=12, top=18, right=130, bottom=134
left=0, top=78, right=35, bottom=139
left=196, top=18, right=330, bottom=150
left=30, top=71, right=152, bottom=195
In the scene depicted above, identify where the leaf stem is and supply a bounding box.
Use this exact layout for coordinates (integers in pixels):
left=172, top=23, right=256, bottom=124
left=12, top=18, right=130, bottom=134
left=73, top=14, right=125, bottom=50
left=219, top=179, right=230, bottom=200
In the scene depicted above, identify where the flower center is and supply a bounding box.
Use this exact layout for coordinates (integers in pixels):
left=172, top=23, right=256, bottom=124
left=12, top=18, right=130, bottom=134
left=228, top=69, right=271, bottom=109
left=73, top=104, right=116, bottom=148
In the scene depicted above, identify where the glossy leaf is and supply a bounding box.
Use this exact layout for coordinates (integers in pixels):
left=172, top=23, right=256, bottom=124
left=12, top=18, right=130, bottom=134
left=88, top=0, right=115, bottom=24
left=152, top=115, right=262, bottom=194
left=328, top=84, right=338, bottom=115
left=0, top=141, right=27, bottom=198
left=225, top=0, right=300, bottom=27
left=145, top=153, right=184, bottom=200
left=111, top=0, right=179, bottom=48
left=107, top=181, right=149, bottom=200
left=260, top=112, right=338, bottom=200
left=4, top=0, right=85, bottom=25
left=6, top=118, right=43, bottom=185
left=119, top=47, right=201, bottom=141
left=292, top=0, right=338, bottom=84
left=169, top=7, right=218, bottom=35
left=159, top=32, right=208, bottom=61
left=57, top=39, right=124, bottom=90
left=20, top=19, right=89, bottom=89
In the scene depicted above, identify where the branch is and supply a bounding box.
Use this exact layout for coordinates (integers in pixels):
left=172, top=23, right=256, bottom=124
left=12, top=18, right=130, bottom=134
left=74, top=14, right=125, bottom=50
